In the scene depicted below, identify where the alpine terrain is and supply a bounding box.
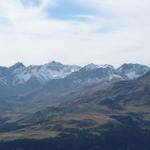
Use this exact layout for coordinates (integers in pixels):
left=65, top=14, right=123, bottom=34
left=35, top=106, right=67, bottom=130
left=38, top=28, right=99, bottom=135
left=0, top=61, right=150, bottom=150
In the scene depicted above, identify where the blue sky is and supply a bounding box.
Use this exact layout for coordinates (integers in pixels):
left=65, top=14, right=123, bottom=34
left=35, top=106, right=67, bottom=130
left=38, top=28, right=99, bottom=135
left=47, top=1, right=94, bottom=20
left=21, top=0, right=98, bottom=20
left=21, top=0, right=42, bottom=6
left=0, top=16, right=10, bottom=26
left=0, top=0, right=150, bottom=67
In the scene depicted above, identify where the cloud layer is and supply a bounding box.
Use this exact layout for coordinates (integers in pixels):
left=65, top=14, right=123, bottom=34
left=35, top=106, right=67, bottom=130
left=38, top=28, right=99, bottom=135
left=0, top=0, right=150, bottom=67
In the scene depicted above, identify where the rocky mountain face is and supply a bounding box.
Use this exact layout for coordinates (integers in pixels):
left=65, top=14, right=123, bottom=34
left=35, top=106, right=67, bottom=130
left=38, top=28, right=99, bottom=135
left=117, top=63, right=149, bottom=79
left=0, top=61, right=81, bottom=86
left=0, top=61, right=81, bottom=98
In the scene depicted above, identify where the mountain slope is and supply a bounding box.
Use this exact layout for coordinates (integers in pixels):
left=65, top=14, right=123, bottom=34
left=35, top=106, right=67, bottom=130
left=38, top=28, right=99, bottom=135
left=60, top=70, right=150, bottom=114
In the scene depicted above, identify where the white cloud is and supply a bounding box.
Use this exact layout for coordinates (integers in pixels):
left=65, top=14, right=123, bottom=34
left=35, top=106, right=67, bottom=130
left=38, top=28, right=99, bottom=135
left=0, top=0, right=150, bottom=67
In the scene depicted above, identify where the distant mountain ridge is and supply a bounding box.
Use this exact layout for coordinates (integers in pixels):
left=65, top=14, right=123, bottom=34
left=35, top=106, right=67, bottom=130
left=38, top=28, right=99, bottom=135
left=0, top=61, right=149, bottom=87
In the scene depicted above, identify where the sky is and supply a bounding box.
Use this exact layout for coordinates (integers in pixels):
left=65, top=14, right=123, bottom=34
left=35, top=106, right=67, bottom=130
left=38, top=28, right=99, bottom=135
left=0, top=0, right=150, bottom=67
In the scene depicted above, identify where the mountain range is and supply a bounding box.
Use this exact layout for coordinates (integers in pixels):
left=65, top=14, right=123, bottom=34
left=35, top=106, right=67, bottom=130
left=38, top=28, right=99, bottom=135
left=0, top=61, right=150, bottom=150
left=0, top=61, right=149, bottom=87
left=0, top=61, right=149, bottom=111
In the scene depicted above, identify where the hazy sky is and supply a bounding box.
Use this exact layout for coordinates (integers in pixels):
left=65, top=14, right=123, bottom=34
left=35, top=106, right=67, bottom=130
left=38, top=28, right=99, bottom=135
left=0, top=0, right=150, bottom=67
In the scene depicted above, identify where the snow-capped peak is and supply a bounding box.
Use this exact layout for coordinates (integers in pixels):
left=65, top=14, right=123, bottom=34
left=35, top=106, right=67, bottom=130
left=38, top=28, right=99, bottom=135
left=9, top=62, right=26, bottom=70
left=99, top=64, right=114, bottom=69
left=45, top=61, right=66, bottom=71
left=84, top=63, right=100, bottom=71
left=7, top=61, right=80, bottom=84
left=117, top=63, right=150, bottom=79
left=27, top=61, right=81, bottom=82
left=84, top=63, right=114, bottom=71
left=48, top=61, right=62, bottom=66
